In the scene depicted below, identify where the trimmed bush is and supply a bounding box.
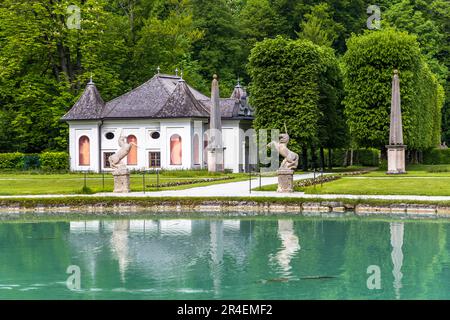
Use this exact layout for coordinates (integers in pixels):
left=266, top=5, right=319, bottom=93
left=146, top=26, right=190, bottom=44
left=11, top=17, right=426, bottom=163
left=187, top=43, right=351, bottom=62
left=423, top=148, right=450, bottom=165
left=0, top=153, right=25, bottom=170
left=39, top=152, right=69, bottom=171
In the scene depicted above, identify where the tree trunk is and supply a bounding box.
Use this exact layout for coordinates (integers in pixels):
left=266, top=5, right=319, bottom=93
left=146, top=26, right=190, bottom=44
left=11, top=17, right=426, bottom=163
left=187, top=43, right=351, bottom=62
left=349, top=148, right=354, bottom=166
left=328, top=148, right=333, bottom=170
left=311, top=146, right=317, bottom=170
left=302, top=147, right=308, bottom=171
left=320, top=147, right=325, bottom=170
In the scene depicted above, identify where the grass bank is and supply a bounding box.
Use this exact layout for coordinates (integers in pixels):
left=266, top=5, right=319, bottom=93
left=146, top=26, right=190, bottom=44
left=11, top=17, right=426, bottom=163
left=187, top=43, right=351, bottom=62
left=3, top=195, right=450, bottom=208
left=0, top=170, right=250, bottom=195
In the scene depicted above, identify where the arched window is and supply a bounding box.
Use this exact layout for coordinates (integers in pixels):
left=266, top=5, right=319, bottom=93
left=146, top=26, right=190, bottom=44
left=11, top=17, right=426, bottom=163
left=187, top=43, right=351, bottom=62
left=127, top=135, right=137, bottom=165
left=79, top=136, right=90, bottom=166
left=170, top=134, right=182, bottom=165
left=193, top=134, right=200, bottom=165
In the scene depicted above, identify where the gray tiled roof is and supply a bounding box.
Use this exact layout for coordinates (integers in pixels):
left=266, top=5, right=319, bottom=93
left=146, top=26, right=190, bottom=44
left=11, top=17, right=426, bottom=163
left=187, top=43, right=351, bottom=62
left=61, top=81, right=105, bottom=120
left=62, top=74, right=253, bottom=121
left=154, top=80, right=210, bottom=118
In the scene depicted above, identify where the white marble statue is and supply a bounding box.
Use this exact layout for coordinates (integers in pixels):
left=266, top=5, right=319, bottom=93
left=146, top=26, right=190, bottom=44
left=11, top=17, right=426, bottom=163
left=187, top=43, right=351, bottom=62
left=267, top=133, right=299, bottom=171
left=109, top=130, right=133, bottom=192
left=109, top=133, right=132, bottom=170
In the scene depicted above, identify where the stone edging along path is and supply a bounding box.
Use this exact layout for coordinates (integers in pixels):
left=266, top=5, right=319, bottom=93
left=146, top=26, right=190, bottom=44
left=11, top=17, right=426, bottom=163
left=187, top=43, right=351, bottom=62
left=1, top=197, right=450, bottom=219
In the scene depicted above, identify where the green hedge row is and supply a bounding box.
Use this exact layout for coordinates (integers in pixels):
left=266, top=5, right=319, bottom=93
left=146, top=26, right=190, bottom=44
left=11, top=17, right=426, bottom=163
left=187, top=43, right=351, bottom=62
left=423, top=148, right=450, bottom=165
left=0, top=152, right=69, bottom=171
left=325, top=148, right=380, bottom=167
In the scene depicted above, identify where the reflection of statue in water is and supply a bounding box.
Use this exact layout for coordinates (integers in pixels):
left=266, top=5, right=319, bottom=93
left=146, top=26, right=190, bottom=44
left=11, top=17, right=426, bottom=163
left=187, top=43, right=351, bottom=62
left=270, top=220, right=300, bottom=276
left=267, top=133, right=299, bottom=170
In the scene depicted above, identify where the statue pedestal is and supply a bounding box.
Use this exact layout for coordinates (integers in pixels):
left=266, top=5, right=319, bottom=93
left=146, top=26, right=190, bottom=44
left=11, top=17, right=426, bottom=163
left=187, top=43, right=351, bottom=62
left=386, top=144, right=406, bottom=174
left=207, top=147, right=225, bottom=172
left=277, top=169, right=294, bottom=193
left=112, top=166, right=130, bottom=193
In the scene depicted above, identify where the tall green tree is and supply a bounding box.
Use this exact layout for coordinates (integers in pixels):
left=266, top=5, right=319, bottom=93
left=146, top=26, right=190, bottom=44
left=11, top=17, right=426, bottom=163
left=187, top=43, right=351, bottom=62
left=0, top=0, right=127, bottom=152
left=296, top=3, right=345, bottom=47
left=384, top=0, right=449, bottom=144
left=342, top=29, right=444, bottom=153
left=190, top=0, right=243, bottom=96
left=248, top=36, right=345, bottom=169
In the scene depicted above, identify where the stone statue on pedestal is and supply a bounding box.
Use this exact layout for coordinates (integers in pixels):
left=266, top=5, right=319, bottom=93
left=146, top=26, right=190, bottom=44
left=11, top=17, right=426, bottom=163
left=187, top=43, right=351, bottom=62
left=109, top=133, right=132, bottom=193
left=267, top=130, right=299, bottom=192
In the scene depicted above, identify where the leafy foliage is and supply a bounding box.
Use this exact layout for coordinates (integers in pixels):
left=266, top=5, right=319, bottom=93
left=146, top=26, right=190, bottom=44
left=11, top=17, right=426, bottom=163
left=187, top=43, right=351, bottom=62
left=39, top=152, right=69, bottom=171
left=248, top=37, right=345, bottom=157
left=342, top=29, right=444, bottom=151
left=0, top=0, right=447, bottom=157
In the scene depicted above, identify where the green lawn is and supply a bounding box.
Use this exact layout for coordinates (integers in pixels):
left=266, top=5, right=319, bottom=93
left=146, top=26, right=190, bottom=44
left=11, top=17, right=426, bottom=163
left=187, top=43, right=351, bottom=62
left=304, top=164, right=450, bottom=196
left=0, top=170, right=249, bottom=195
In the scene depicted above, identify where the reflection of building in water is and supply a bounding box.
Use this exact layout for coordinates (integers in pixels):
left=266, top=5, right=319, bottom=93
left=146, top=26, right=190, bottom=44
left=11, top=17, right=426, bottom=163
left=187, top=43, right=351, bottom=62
left=273, top=220, right=301, bottom=275
left=210, top=221, right=224, bottom=297
left=390, top=222, right=404, bottom=300
left=68, top=219, right=254, bottom=287
left=110, top=221, right=130, bottom=282
left=70, top=221, right=100, bottom=233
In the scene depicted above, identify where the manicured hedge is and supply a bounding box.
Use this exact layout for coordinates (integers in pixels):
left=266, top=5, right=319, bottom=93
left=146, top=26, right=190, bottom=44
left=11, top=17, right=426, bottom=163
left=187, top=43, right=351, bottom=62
left=423, top=148, right=450, bottom=165
left=0, top=152, right=25, bottom=170
left=324, top=148, right=380, bottom=167
left=0, top=152, right=69, bottom=171
left=40, top=152, right=69, bottom=171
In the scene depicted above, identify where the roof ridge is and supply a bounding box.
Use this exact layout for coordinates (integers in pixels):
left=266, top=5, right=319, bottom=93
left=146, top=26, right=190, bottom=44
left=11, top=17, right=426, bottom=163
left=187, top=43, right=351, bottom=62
left=155, top=80, right=209, bottom=118
left=102, top=74, right=161, bottom=118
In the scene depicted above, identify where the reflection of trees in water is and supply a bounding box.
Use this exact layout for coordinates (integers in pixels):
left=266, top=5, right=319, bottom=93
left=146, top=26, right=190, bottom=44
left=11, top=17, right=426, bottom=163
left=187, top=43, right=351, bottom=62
left=2, top=218, right=450, bottom=299
left=0, top=222, right=71, bottom=283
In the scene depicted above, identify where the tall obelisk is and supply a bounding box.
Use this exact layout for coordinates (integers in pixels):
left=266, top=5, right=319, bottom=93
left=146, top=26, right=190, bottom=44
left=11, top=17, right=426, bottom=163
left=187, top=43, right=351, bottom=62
left=208, top=74, right=224, bottom=172
left=386, top=70, right=406, bottom=174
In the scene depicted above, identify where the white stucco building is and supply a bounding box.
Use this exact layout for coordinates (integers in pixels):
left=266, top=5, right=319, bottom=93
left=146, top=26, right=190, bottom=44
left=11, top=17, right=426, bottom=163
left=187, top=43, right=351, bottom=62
left=61, top=73, right=253, bottom=173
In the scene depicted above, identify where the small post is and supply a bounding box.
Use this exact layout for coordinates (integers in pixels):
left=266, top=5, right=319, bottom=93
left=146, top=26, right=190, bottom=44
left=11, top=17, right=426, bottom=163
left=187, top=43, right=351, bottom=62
left=313, top=168, right=316, bottom=190
left=249, top=165, right=251, bottom=194
left=259, top=170, right=261, bottom=191
left=102, top=170, right=105, bottom=191
left=321, top=168, right=324, bottom=188
left=142, top=170, right=145, bottom=194
left=157, top=169, right=160, bottom=190
left=84, top=171, right=87, bottom=189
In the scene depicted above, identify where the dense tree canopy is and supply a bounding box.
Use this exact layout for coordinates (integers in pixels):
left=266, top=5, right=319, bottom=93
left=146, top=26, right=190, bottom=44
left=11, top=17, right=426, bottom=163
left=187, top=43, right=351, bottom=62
left=0, top=0, right=447, bottom=155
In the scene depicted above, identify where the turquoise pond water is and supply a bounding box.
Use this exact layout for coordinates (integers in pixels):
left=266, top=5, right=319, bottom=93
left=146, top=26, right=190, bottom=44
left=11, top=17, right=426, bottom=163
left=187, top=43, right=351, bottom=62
left=1, top=216, right=450, bottom=299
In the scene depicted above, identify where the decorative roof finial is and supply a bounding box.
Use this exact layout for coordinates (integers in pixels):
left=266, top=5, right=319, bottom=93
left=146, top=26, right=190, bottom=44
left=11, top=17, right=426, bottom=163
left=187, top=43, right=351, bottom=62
left=213, top=74, right=217, bottom=80
left=156, top=66, right=160, bottom=75
left=88, top=73, right=94, bottom=85
left=175, top=68, right=179, bottom=77
left=178, top=69, right=185, bottom=82
left=237, top=75, right=240, bottom=86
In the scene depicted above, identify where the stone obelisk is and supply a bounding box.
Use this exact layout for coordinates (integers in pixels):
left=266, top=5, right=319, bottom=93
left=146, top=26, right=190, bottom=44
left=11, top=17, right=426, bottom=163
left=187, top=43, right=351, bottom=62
left=386, top=70, right=406, bottom=174
left=208, top=74, right=224, bottom=172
